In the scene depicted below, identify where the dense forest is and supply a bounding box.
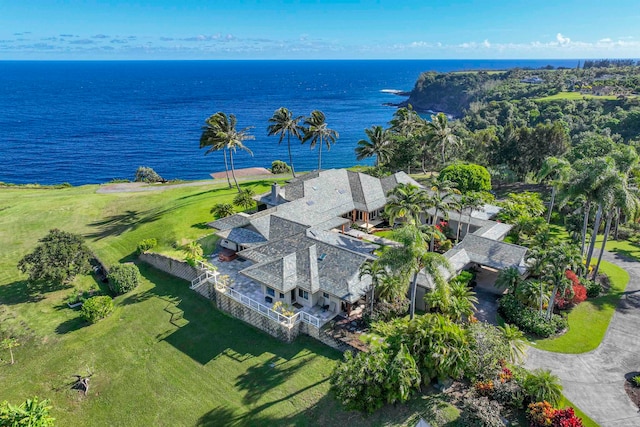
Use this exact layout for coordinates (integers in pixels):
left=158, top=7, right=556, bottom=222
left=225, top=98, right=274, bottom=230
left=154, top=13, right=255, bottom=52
left=362, top=63, right=640, bottom=182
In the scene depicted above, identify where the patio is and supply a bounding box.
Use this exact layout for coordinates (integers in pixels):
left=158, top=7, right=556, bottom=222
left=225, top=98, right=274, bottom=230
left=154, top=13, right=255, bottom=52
left=207, top=255, right=338, bottom=327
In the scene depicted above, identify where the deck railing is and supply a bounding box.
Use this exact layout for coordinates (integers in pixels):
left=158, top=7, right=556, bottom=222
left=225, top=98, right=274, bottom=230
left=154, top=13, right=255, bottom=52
left=215, top=283, right=321, bottom=328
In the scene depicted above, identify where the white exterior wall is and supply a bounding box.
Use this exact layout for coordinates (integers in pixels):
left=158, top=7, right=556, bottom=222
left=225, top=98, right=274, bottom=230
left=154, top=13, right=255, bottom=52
left=220, top=239, right=238, bottom=251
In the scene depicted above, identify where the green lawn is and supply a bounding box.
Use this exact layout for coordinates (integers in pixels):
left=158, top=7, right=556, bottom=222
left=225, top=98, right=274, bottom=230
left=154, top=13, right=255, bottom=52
left=530, top=260, right=628, bottom=353
left=534, top=91, right=620, bottom=101
left=0, top=182, right=460, bottom=426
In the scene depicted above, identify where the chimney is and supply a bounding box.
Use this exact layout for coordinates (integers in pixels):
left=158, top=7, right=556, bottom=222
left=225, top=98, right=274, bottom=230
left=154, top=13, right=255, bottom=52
left=271, top=183, right=280, bottom=205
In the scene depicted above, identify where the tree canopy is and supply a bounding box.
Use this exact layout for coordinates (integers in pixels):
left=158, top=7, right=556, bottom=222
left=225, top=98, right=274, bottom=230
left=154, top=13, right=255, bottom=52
left=17, top=229, right=92, bottom=287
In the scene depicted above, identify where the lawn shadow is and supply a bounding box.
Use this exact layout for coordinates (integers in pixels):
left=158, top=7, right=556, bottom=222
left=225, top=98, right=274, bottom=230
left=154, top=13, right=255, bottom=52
left=0, top=280, right=72, bottom=306
left=191, top=222, right=211, bottom=230
left=235, top=355, right=309, bottom=405
left=85, top=203, right=191, bottom=241
left=55, top=316, right=89, bottom=334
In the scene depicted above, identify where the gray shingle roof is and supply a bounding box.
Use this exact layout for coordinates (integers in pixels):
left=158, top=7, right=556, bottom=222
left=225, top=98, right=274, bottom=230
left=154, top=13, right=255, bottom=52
left=216, top=228, right=267, bottom=246
left=207, top=213, right=252, bottom=231
left=455, top=234, right=528, bottom=271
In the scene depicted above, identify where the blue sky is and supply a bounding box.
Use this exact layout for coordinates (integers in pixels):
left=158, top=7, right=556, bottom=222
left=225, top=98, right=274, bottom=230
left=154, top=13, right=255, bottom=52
left=2, top=0, right=639, bottom=59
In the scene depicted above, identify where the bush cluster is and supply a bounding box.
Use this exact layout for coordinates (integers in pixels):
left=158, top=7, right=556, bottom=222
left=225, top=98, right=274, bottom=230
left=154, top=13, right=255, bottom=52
left=459, top=395, right=504, bottom=427
left=107, top=263, right=141, bottom=295
left=439, top=163, right=492, bottom=193
left=583, top=279, right=603, bottom=297
left=498, top=294, right=567, bottom=337
left=81, top=296, right=114, bottom=323
left=136, top=238, right=157, bottom=254
left=527, top=402, right=584, bottom=427
left=134, top=166, right=164, bottom=183
left=270, top=160, right=291, bottom=174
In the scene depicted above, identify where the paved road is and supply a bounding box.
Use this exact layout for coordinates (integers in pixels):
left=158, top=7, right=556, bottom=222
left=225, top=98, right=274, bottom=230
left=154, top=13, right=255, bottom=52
left=525, top=250, right=640, bottom=427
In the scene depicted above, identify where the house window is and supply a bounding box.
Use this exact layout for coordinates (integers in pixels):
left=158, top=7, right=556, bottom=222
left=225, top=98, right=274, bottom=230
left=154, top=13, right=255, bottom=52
left=279, top=293, right=285, bottom=299
left=266, top=287, right=275, bottom=297
left=323, top=292, right=329, bottom=299
left=298, top=289, right=309, bottom=300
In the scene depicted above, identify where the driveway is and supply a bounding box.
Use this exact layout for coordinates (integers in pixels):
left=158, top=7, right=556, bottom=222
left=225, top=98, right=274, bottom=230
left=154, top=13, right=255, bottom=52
left=525, top=250, right=640, bottom=427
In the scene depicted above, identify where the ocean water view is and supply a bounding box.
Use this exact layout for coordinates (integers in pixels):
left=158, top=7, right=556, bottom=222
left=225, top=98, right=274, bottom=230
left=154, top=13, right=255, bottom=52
left=0, top=59, right=578, bottom=185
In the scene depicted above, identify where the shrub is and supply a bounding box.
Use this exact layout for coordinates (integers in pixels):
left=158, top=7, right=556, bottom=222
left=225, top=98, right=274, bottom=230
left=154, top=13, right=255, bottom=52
left=571, top=284, right=587, bottom=304
left=330, top=349, right=389, bottom=413
left=528, top=401, right=556, bottom=427
left=498, top=294, right=567, bottom=337
left=552, top=407, right=584, bottom=427
left=270, top=160, right=291, bottom=174
left=583, top=279, right=602, bottom=298
left=493, top=379, right=524, bottom=408
left=81, top=296, right=114, bottom=323
left=439, top=163, right=492, bottom=193
left=466, top=322, right=510, bottom=382
left=523, top=369, right=563, bottom=406
left=107, top=263, right=140, bottom=295
left=134, top=166, right=164, bottom=183
left=459, top=395, right=504, bottom=427
left=452, top=270, right=474, bottom=286
left=631, top=375, right=640, bottom=387
left=474, top=380, right=494, bottom=397
left=0, top=397, right=55, bottom=426
left=365, top=297, right=410, bottom=324
left=137, top=238, right=157, bottom=254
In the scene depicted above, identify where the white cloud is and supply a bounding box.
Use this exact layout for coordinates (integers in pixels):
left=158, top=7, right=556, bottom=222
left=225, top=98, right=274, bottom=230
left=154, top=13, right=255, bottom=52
left=482, top=39, right=491, bottom=48
left=556, top=33, right=571, bottom=45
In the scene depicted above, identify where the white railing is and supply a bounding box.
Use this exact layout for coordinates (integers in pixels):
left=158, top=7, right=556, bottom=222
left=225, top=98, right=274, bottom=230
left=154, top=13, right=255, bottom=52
left=215, top=283, right=322, bottom=328
left=190, top=270, right=219, bottom=289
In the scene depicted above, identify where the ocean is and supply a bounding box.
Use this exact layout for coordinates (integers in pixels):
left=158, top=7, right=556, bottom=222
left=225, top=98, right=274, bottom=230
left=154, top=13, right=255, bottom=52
left=0, top=59, right=578, bottom=185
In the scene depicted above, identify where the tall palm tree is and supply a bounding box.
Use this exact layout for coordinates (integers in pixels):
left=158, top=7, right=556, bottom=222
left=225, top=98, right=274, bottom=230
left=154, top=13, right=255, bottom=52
left=592, top=171, right=639, bottom=278
left=543, top=242, right=582, bottom=320
left=426, top=113, right=459, bottom=165
left=355, top=125, right=394, bottom=167
left=537, top=156, right=572, bottom=223
left=302, top=110, right=339, bottom=171
left=384, top=183, right=431, bottom=226
left=389, top=106, right=423, bottom=137
left=267, top=107, right=304, bottom=178
left=463, top=192, right=485, bottom=237
left=200, top=112, right=254, bottom=192
left=200, top=114, right=232, bottom=188
left=358, top=260, right=388, bottom=314
left=379, top=224, right=452, bottom=320
left=427, top=179, right=460, bottom=250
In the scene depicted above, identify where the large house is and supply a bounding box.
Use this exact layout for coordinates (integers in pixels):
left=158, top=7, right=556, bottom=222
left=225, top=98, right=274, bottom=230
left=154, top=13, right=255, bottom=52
left=208, top=169, right=527, bottom=315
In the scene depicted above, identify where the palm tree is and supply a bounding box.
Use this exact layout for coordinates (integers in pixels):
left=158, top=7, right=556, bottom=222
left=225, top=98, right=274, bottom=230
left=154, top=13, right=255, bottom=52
left=210, top=203, right=235, bottom=219
left=427, top=179, right=460, bottom=250
left=1, top=337, right=19, bottom=365
left=267, top=107, right=304, bottom=178
left=498, top=324, right=526, bottom=363
left=592, top=172, right=639, bottom=278
left=463, top=192, right=485, bottom=237
left=495, top=266, right=522, bottom=295
left=358, top=260, right=388, bottom=314
left=426, top=113, right=459, bottom=165
left=355, top=125, right=394, bottom=167
left=384, top=183, right=431, bottom=226
left=302, top=110, right=339, bottom=171
left=200, top=112, right=254, bottom=192
left=543, top=243, right=582, bottom=320
left=200, top=114, right=232, bottom=189
left=537, top=156, right=572, bottom=223
left=233, top=188, right=256, bottom=211
left=389, top=106, right=423, bottom=137
left=379, top=224, right=452, bottom=320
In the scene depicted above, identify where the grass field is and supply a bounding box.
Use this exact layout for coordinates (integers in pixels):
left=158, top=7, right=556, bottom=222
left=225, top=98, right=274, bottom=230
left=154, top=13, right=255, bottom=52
left=534, top=91, right=620, bottom=102
left=0, top=182, right=460, bottom=426
left=530, top=260, right=628, bottom=353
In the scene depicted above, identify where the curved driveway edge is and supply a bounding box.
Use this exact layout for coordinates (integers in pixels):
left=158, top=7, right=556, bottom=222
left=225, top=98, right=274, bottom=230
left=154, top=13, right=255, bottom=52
left=525, top=250, right=640, bottom=427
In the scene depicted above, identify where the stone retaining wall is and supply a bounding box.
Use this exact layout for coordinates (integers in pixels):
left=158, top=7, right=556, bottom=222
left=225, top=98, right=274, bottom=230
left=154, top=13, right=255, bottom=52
left=215, top=291, right=300, bottom=342
left=139, top=252, right=199, bottom=282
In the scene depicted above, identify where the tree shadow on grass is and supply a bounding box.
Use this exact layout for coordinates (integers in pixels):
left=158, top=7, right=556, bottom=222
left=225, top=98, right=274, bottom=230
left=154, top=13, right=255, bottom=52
left=85, top=203, right=190, bottom=241
left=0, top=280, right=73, bottom=306
left=55, top=316, right=89, bottom=335
left=235, top=355, right=309, bottom=405
left=191, top=222, right=212, bottom=230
